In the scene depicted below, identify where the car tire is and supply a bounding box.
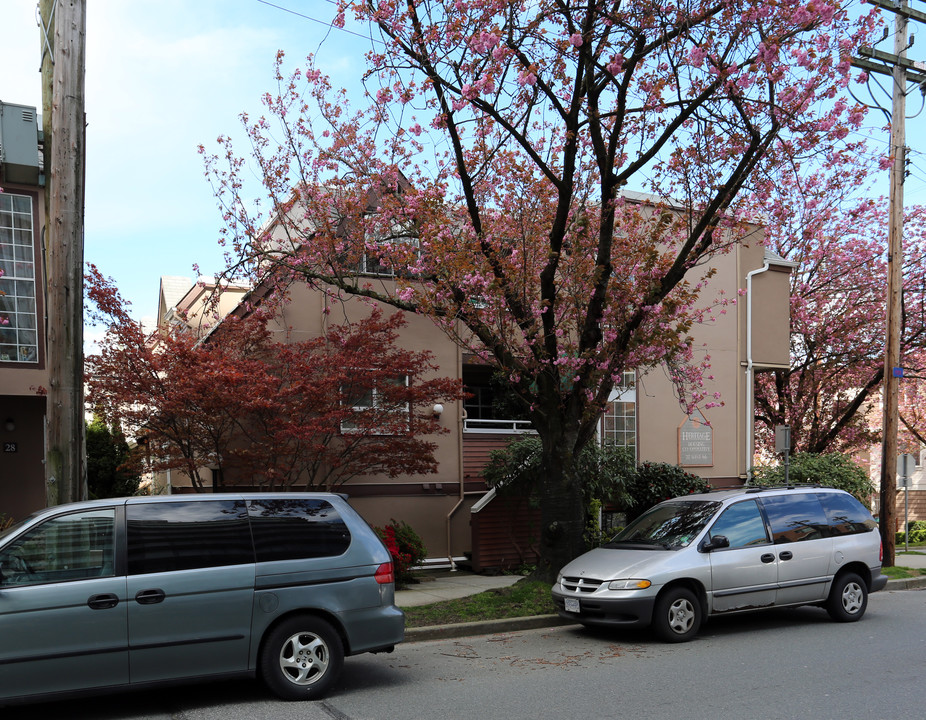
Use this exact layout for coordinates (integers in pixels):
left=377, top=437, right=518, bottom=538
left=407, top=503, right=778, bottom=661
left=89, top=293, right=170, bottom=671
left=826, top=572, right=868, bottom=622
left=260, top=616, right=344, bottom=700
left=652, top=587, right=701, bottom=643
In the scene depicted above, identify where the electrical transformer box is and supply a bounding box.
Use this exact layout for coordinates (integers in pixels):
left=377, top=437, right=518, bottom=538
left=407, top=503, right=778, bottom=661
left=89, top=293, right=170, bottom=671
left=0, top=101, right=40, bottom=186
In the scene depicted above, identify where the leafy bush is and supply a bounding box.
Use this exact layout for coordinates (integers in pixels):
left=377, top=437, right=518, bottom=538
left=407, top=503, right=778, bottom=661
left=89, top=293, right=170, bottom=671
left=484, top=436, right=634, bottom=509
left=484, top=436, right=708, bottom=529
left=896, top=520, right=926, bottom=546
left=752, top=452, right=875, bottom=506
left=625, top=461, right=711, bottom=521
left=375, top=519, right=427, bottom=584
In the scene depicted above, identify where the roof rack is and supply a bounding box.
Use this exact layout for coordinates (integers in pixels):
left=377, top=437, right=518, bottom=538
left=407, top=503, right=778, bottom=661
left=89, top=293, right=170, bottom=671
left=743, top=483, right=827, bottom=493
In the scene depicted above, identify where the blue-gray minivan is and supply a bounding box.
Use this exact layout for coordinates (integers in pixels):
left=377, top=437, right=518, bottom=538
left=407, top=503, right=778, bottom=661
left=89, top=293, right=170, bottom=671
left=0, top=493, right=404, bottom=705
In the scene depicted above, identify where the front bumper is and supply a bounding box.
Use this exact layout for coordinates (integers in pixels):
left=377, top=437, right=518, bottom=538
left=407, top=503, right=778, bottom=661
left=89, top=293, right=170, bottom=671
left=551, top=586, right=656, bottom=628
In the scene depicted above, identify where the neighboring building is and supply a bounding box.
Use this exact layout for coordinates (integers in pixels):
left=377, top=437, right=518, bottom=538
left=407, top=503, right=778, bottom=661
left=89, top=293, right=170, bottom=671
left=149, top=199, right=794, bottom=571
left=0, top=101, right=47, bottom=520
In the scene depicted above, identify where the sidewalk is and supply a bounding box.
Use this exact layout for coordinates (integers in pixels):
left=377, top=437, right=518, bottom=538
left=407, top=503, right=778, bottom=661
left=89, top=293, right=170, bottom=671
left=397, top=556, right=926, bottom=643
left=395, top=572, right=523, bottom=607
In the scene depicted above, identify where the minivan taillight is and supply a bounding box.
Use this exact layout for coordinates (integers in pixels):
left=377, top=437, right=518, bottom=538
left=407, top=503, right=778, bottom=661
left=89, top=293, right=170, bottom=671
left=375, top=562, right=395, bottom=585
left=880, top=539, right=883, bottom=564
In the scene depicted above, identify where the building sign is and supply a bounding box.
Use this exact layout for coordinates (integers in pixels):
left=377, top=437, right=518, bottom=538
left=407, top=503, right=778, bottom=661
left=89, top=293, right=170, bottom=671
left=678, top=416, right=712, bottom=467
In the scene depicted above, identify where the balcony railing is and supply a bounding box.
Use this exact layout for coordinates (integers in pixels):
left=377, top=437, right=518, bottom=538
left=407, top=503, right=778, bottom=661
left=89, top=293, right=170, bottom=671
left=463, top=418, right=535, bottom=434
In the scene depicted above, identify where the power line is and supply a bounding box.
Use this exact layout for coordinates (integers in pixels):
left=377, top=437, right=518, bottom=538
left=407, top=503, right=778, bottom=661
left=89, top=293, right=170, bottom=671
left=255, top=0, right=381, bottom=45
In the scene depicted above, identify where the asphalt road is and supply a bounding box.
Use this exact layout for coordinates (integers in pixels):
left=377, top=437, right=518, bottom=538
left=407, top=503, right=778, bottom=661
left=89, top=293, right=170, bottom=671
left=7, top=588, right=925, bottom=720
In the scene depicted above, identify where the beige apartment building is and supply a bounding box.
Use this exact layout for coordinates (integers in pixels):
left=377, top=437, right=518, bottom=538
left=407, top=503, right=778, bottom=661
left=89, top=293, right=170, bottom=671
left=151, top=214, right=794, bottom=570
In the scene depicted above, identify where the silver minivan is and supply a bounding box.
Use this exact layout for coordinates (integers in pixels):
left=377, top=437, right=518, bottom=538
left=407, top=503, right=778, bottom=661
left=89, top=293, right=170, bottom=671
left=552, top=486, right=887, bottom=642
left=0, top=493, right=404, bottom=705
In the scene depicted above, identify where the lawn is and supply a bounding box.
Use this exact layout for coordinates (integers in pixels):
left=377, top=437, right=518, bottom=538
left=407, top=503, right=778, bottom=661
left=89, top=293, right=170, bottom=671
left=403, top=579, right=555, bottom=628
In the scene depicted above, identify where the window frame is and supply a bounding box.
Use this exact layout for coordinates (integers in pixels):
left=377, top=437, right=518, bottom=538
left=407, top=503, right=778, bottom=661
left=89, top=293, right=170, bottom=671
left=340, top=373, right=410, bottom=434
left=0, top=191, right=39, bottom=364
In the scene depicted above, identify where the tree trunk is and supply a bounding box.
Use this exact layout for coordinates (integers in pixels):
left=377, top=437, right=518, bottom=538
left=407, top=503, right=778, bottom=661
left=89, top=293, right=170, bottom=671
left=532, top=422, right=587, bottom=583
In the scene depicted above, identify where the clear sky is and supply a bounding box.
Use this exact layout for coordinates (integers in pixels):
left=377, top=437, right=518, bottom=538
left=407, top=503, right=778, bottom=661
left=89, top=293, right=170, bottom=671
left=1, top=0, right=372, bottom=331
left=1, top=0, right=924, bottom=334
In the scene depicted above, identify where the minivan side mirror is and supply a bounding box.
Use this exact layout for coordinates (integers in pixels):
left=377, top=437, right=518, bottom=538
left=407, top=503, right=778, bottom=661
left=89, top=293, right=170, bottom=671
left=701, top=535, right=730, bottom=552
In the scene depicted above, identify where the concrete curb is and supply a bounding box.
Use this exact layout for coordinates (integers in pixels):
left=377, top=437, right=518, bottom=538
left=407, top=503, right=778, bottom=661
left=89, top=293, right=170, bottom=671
left=885, top=576, right=926, bottom=591
left=405, top=614, right=573, bottom=643
left=404, top=579, right=925, bottom=643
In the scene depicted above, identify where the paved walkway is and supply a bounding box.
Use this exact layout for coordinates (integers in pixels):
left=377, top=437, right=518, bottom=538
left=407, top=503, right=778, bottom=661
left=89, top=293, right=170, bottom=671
left=895, top=549, right=926, bottom=568
left=396, top=572, right=522, bottom=607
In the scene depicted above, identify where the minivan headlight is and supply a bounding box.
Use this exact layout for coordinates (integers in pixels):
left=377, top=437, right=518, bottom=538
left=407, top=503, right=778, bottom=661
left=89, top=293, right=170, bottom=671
left=608, top=579, right=652, bottom=590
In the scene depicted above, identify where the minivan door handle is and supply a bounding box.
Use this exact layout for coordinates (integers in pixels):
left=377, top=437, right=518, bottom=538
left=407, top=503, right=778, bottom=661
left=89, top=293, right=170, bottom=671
left=760, top=553, right=776, bottom=564
left=779, top=551, right=793, bottom=561
left=87, top=593, right=120, bottom=610
left=135, top=588, right=166, bottom=605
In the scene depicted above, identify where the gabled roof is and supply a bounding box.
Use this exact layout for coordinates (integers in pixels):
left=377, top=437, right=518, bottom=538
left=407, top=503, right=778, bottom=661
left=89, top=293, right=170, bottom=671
left=157, top=276, right=194, bottom=324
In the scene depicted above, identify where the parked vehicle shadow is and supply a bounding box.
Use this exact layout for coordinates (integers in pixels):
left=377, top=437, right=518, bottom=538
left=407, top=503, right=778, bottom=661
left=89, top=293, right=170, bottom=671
left=0, top=678, right=267, bottom=719
left=567, top=604, right=838, bottom=646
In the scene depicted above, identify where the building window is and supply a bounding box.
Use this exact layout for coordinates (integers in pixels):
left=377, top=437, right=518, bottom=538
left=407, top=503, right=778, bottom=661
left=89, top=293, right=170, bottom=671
left=601, top=370, right=636, bottom=453
left=341, top=374, right=410, bottom=433
left=0, top=192, right=37, bottom=363
left=360, top=221, right=419, bottom=277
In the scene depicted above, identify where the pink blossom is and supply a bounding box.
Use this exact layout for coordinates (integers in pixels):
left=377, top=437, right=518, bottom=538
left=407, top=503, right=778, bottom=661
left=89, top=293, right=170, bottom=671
left=688, top=46, right=708, bottom=68
left=569, top=33, right=583, bottom=48
left=517, top=70, right=537, bottom=87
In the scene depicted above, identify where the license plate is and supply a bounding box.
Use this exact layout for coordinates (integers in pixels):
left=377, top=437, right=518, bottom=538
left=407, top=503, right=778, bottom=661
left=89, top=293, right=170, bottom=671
left=564, top=597, right=580, bottom=613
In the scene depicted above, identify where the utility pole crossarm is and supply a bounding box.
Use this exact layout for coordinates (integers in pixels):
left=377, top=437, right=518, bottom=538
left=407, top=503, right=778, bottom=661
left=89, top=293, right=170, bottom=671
left=866, top=0, right=926, bottom=24
left=856, top=47, right=926, bottom=85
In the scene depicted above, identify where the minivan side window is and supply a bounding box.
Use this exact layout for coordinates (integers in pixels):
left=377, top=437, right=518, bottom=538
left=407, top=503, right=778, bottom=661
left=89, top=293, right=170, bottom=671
left=127, top=501, right=253, bottom=575
left=760, top=494, right=830, bottom=544
left=817, top=493, right=877, bottom=536
left=247, top=499, right=351, bottom=561
left=708, top=500, right=769, bottom=548
left=0, top=509, right=115, bottom=587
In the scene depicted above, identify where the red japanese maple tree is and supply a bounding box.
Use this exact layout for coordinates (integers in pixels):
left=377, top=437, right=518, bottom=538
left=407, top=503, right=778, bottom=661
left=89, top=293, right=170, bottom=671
left=85, top=266, right=462, bottom=491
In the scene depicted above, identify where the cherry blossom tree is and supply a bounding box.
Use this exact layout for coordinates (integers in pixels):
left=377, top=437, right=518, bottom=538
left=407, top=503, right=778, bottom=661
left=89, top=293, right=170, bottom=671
left=752, top=152, right=926, bottom=458
left=85, top=266, right=461, bottom=491
left=202, top=1, right=877, bottom=577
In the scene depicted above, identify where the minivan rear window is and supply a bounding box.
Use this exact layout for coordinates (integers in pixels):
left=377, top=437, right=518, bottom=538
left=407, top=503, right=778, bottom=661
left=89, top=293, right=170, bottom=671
left=247, top=499, right=351, bottom=561
left=817, top=493, right=877, bottom=536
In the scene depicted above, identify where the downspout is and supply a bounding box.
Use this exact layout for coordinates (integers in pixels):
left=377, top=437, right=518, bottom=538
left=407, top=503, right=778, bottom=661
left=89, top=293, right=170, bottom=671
left=446, top=330, right=465, bottom=570
left=745, top=256, right=771, bottom=484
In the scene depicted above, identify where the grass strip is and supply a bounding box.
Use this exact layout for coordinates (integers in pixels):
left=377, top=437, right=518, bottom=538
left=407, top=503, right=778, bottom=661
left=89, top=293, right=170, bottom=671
left=884, top=564, right=926, bottom=579
left=404, top=579, right=555, bottom=628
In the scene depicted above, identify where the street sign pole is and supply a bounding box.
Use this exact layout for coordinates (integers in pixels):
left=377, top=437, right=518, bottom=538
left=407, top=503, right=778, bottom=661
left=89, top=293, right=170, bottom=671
left=898, top=454, right=916, bottom=552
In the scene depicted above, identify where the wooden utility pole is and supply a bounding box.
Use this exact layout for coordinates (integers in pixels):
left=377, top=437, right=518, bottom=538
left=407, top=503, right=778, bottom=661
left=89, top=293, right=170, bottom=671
left=879, top=5, right=905, bottom=569
left=853, top=0, right=926, bottom=567
left=39, top=0, right=88, bottom=506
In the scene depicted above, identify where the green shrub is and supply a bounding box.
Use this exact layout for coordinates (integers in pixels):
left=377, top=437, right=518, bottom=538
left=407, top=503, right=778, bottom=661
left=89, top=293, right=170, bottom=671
left=752, top=452, right=875, bottom=506
left=375, top=519, right=427, bottom=584
left=483, top=436, right=708, bottom=525
left=896, top=520, right=926, bottom=546
left=625, top=461, right=711, bottom=521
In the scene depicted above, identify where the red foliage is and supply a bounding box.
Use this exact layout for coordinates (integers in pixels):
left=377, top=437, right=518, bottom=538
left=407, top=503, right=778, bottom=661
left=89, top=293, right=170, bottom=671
left=84, top=266, right=462, bottom=491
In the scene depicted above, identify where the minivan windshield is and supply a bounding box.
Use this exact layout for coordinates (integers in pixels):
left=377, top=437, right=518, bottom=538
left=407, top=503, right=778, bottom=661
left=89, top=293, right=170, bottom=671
left=604, top=500, right=721, bottom=549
